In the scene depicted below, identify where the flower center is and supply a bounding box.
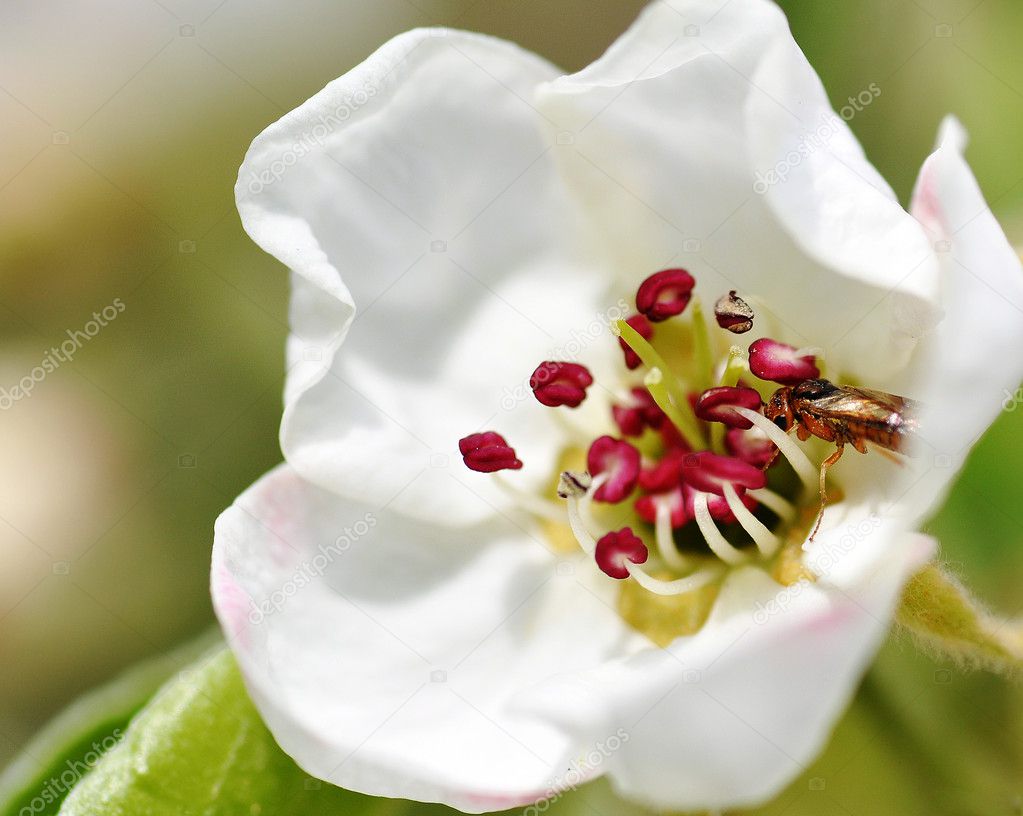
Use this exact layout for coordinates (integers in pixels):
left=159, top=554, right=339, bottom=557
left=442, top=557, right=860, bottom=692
left=459, top=268, right=844, bottom=642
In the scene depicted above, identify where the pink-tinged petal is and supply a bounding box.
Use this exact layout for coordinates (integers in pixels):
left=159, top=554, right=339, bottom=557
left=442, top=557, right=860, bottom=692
left=213, top=465, right=651, bottom=812
left=748, top=338, right=819, bottom=385
left=694, top=386, right=763, bottom=429
left=588, top=436, right=642, bottom=503
left=901, top=117, right=1023, bottom=524
left=520, top=519, right=936, bottom=812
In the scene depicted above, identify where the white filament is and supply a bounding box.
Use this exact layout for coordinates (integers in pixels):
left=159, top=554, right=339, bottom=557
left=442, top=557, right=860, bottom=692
left=723, top=482, right=780, bottom=558
left=747, top=487, right=796, bottom=522
left=732, top=406, right=817, bottom=492
left=691, top=491, right=748, bottom=565
left=655, top=500, right=690, bottom=571
left=626, top=562, right=725, bottom=596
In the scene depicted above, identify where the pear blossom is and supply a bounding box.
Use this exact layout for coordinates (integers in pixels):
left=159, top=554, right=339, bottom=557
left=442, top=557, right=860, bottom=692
left=212, top=1, right=1023, bottom=813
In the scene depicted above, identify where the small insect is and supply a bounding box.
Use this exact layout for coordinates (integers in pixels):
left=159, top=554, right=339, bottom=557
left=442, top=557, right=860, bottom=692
left=764, top=378, right=919, bottom=534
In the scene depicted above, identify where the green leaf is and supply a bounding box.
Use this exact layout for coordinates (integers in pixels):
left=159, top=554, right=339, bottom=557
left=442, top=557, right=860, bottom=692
left=897, top=563, right=1023, bottom=675
left=51, top=644, right=652, bottom=816
left=54, top=647, right=386, bottom=816
left=0, top=630, right=221, bottom=816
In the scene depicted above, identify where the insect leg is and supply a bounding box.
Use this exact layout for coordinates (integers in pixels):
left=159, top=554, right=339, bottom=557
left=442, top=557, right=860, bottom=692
left=810, top=442, right=845, bottom=541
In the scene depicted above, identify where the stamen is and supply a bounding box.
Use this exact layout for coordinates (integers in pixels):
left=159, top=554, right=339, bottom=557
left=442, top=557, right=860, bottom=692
left=731, top=406, right=818, bottom=492
left=722, top=482, right=780, bottom=558
left=713, top=290, right=754, bottom=334
left=638, top=448, right=687, bottom=493
left=643, top=368, right=706, bottom=449
left=595, top=528, right=649, bottom=579
left=724, top=426, right=777, bottom=468
left=625, top=561, right=724, bottom=596
left=587, top=436, right=641, bottom=503
left=579, top=472, right=609, bottom=533
left=689, top=297, right=714, bottom=391
left=530, top=361, right=594, bottom=408
left=691, top=491, right=748, bottom=565
left=747, top=487, right=797, bottom=522
left=748, top=338, right=820, bottom=385
left=679, top=451, right=767, bottom=496
left=635, top=268, right=695, bottom=322
left=458, top=431, right=523, bottom=473
left=653, top=496, right=690, bottom=571
left=618, top=314, right=653, bottom=370
left=694, top=386, right=763, bottom=429
left=717, top=345, right=748, bottom=387
left=559, top=471, right=597, bottom=556
left=614, top=318, right=700, bottom=432
left=612, top=387, right=665, bottom=437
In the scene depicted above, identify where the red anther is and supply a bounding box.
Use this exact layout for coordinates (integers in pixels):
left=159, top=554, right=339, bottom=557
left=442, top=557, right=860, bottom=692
left=612, top=387, right=665, bottom=437
left=635, top=487, right=689, bottom=528
left=619, top=314, right=653, bottom=370
left=638, top=447, right=686, bottom=493
left=679, top=451, right=767, bottom=495
left=635, top=268, right=696, bottom=322
left=529, top=361, right=594, bottom=408
left=748, top=338, right=820, bottom=385
left=458, top=431, right=523, bottom=473
left=587, top=436, right=641, bottom=503
left=683, top=485, right=758, bottom=524
left=725, top=427, right=777, bottom=468
left=713, top=290, right=754, bottom=334
left=694, top=386, right=763, bottom=429
left=595, top=527, right=649, bottom=579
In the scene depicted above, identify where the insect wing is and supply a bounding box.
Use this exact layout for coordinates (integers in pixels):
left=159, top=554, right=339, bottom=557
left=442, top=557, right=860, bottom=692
left=807, top=386, right=917, bottom=430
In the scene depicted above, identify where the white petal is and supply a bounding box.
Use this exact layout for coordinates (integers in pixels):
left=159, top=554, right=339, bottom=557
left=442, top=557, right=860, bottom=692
left=903, top=117, right=1023, bottom=521
left=535, top=0, right=939, bottom=382
left=212, top=465, right=650, bottom=812
left=521, top=504, right=934, bottom=812
left=237, top=29, right=617, bottom=527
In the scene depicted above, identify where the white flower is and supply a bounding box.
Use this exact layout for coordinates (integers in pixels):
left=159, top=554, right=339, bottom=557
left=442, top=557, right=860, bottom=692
left=212, top=1, right=1023, bottom=812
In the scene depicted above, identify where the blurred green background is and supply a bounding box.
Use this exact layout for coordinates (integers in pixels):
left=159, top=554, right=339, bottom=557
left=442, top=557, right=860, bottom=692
left=1, top=0, right=1021, bottom=813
